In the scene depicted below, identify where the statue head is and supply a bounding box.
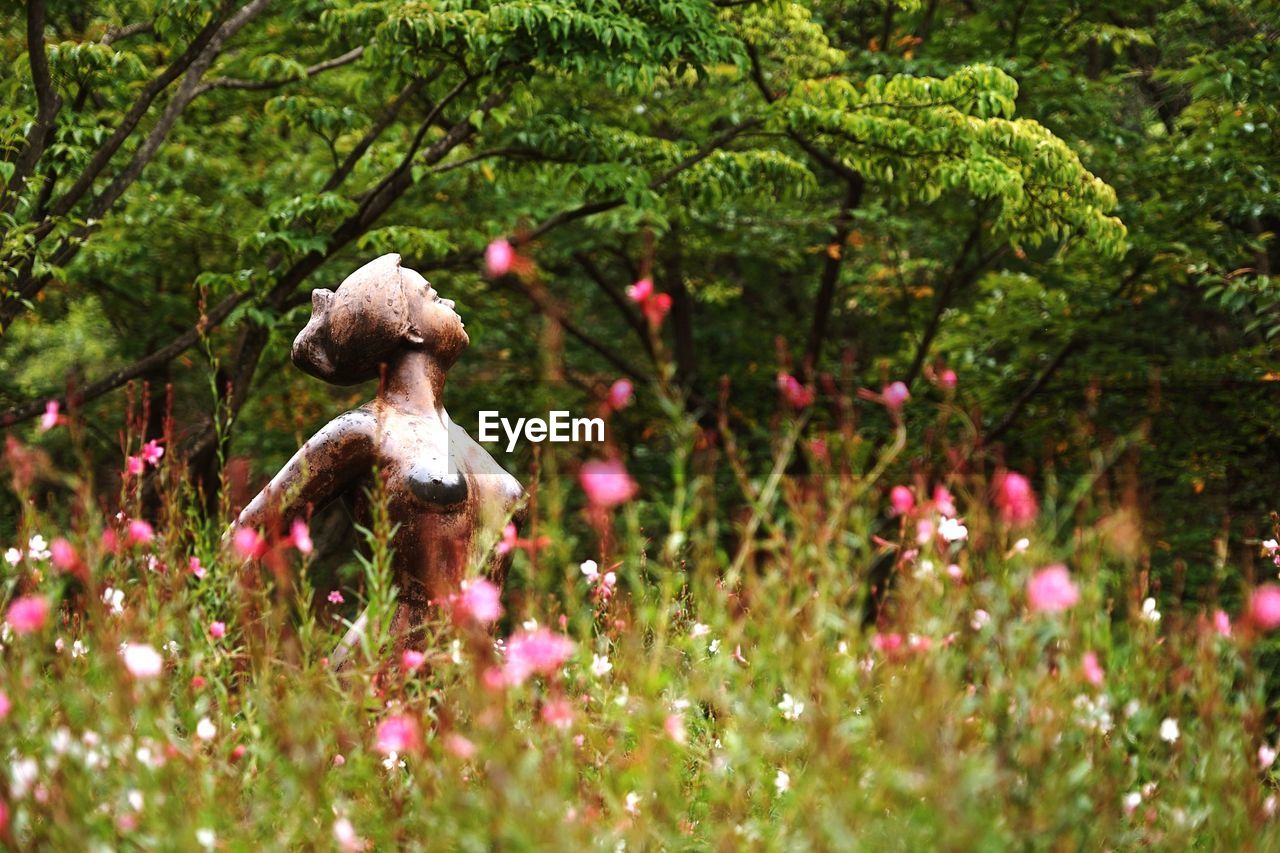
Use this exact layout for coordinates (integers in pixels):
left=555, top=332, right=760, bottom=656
left=292, top=253, right=469, bottom=385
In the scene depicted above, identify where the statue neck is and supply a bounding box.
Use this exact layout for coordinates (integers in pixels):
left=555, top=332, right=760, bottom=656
left=379, top=349, right=448, bottom=418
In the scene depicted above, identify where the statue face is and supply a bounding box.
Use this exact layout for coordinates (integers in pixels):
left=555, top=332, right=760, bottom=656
left=401, top=267, right=470, bottom=367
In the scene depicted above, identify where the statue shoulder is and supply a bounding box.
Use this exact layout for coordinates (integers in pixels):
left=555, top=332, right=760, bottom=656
left=308, top=406, right=379, bottom=453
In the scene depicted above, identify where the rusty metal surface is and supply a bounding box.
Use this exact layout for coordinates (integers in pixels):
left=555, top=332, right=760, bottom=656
left=234, top=253, right=523, bottom=662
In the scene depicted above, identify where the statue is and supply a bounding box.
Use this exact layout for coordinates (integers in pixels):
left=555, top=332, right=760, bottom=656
left=231, top=253, right=524, bottom=666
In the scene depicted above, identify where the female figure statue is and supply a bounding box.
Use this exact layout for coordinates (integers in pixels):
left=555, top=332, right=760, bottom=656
left=231, top=253, right=523, bottom=665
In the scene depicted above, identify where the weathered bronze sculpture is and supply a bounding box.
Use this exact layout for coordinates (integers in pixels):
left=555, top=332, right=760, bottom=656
left=232, top=253, right=523, bottom=665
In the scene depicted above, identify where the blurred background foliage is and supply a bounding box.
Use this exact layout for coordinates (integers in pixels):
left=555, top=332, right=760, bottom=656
left=1, top=0, right=1277, bottom=598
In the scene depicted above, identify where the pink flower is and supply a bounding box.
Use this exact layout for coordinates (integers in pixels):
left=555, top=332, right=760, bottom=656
left=401, top=649, right=426, bottom=671
left=50, top=538, right=78, bottom=572
left=496, top=523, right=517, bottom=556
left=1082, top=651, right=1104, bottom=687
left=444, top=733, right=476, bottom=759
left=39, top=400, right=61, bottom=432
left=915, top=518, right=935, bottom=544
left=1249, top=584, right=1280, bottom=631
left=126, top=456, right=145, bottom=476
left=664, top=713, right=687, bottom=744
left=994, top=471, right=1038, bottom=526
left=1213, top=609, right=1231, bottom=637
left=872, top=632, right=904, bottom=654
left=290, top=519, right=313, bottom=555
left=889, top=486, right=915, bottom=515
left=882, top=381, right=910, bottom=411
left=933, top=485, right=957, bottom=517
left=6, top=595, right=49, bottom=634
left=485, top=238, right=515, bottom=277
left=626, top=278, right=654, bottom=302
left=540, top=698, right=574, bottom=729
left=208, top=621, right=226, bottom=639
left=101, top=528, right=118, bottom=554
left=1027, top=564, right=1079, bottom=613
left=375, top=714, right=421, bottom=755
left=0, top=691, right=10, bottom=720
left=579, top=458, right=638, bottom=509
left=127, top=519, right=154, bottom=545
left=189, top=557, right=206, bottom=579
left=503, top=627, right=575, bottom=685
left=642, top=292, right=672, bottom=327
left=141, top=440, right=164, bottom=466
left=327, top=590, right=344, bottom=604
left=939, top=369, right=957, bottom=390
left=122, top=643, right=164, bottom=678
left=776, top=373, right=815, bottom=409
left=454, top=578, right=502, bottom=624
left=607, top=379, right=634, bottom=410
left=232, top=526, right=264, bottom=559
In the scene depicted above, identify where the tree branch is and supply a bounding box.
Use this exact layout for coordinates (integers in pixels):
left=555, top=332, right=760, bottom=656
left=804, top=176, right=864, bottom=377
left=196, top=45, right=365, bottom=93
left=1, top=0, right=65, bottom=215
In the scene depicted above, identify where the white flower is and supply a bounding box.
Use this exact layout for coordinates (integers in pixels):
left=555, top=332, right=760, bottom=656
left=11, top=757, right=38, bottom=799
left=122, top=643, right=164, bottom=679
left=27, top=535, right=50, bottom=560
left=333, top=817, right=361, bottom=852
left=774, top=769, right=790, bottom=794
left=1159, top=717, right=1180, bottom=743
left=1124, top=699, right=1141, bottom=719
left=382, top=751, right=405, bottom=772
left=837, top=640, right=848, bottom=654
left=580, top=560, right=599, bottom=580
left=590, top=654, right=613, bottom=677
left=1266, top=795, right=1278, bottom=818
left=708, top=639, right=721, bottom=654
left=1123, top=790, right=1142, bottom=813
left=55, top=637, right=64, bottom=653
left=1014, top=537, right=1031, bottom=553
left=971, top=609, right=991, bottom=630
left=163, top=639, right=181, bottom=656
left=1142, top=598, right=1161, bottom=623
left=690, top=622, right=710, bottom=638
left=196, top=717, right=217, bottom=741
left=1263, top=539, right=1278, bottom=552
left=102, top=587, right=124, bottom=615
left=938, top=517, right=968, bottom=542
left=127, top=789, right=144, bottom=811
left=624, top=791, right=641, bottom=816
left=1260, top=745, right=1277, bottom=769
left=914, top=559, right=936, bottom=579
left=4, top=547, right=21, bottom=566
left=778, top=693, right=805, bottom=721
left=71, top=640, right=87, bottom=658
left=196, top=828, right=216, bottom=850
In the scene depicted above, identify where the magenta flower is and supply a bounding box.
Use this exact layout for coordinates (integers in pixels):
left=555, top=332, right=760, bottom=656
left=126, top=456, right=145, bottom=476
left=39, top=400, right=60, bottom=431
left=290, top=519, right=313, bottom=555
left=375, top=714, right=421, bottom=755
left=189, top=557, right=206, bottom=579
left=208, top=621, right=226, bottom=639
left=6, top=595, right=49, bottom=634
left=882, top=381, right=910, bottom=411
left=401, top=649, right=426, bottom=671
left=141, top=440, right=164, bottom=466
left=933, top=485, right=957, bottom=517
left=607, top=379, right=634, bottom=410
left=232, top=527, right=264, bottom=559
left=122, top=643, right=164, bottom=678
left=503, top=627, right=575, bottom=685
left=994, top=471, right=1038, bottom=526
left=889, top=486, right=915, bottom=515
left=579, top=458, right=638, bottom=509
left=776, top=373, right=815, bottom=409
left=454, top=578, right=502, bottom=625
left=1213, top=609, right=1231, bottom=637
left=540, top=698, right=574, bottom=730
left=496, top=523, right=518, bottom=556
left=50, top=538, right=78, bottom=572
left=127, top=519, right=154, bottom=545
left=485, top=238, right=515, bottom=277
left=0, top=690, right=10, bottom=720
left=1027, top=564, right=1079, bottom=613
left=327, top=590, right=344, bottom=604
left=1082, top=651, right=1104, bottom=687
left=626, top=277, right=654, bottom=302
left=939, top=369, right=958, bottom=390
left=642, top=292, right=672, bottom=327
left=1249, top=584, right=1280, bottom=631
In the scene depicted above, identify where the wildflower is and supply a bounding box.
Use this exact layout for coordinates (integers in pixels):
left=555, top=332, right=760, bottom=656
left=933, top=485, right=957, bottom=517
left=208, top=621, right=226, bottom=640
left=333, top=817, right=362, bottom=853
left=1141, top=597, right=1161, bottom=623
left=1027, top=564, right=1079, bottom=613
left=1159, top=717, right=1180, bottom=743
left=939, top=369, right=958, bottom=390
left=195, top=718, right=216, bottom=741
left=127, top=519, right=154, bottom=545
left=141, top=440, right=164, bottom=466
left=579, top=458, right=638, bottom=508
left=971, top=609, right=991, bottom=630
left=290, top=518, right=313, bottom=555
left=1249, top=584, right=1280, bottom=631
left=733, top=644, right=748, bottom=665
left=71, top=639, right=87, bottom=658
left=1082, top=652, right=1105, bottom=687
left=889, top=486, right=915, bottom=515
left=882, top=381, right=910, bottom=411
left=375, top=715, right=422, bottom=756
left=1213, top=609, right=1231, bottom=637
left=0, top=691, right=9, bottom=720
left=946, top=563, right=963, bottom=580
left=580, top=559, right=599, bottom=580
left=122, top=643, right=164, bottom=678
left=690, top=622, right=710, bottom=638
left=774, top=769, right=791, bottom=794
left=454, top=578, right=502, bottom=624
left=232, top=526, right=264, bottom=559
left=3, top=548, right=19, bottom=565
left=444, top=733, right=476, bottom=760
left=607, top=379, right=633, bottom=410
left=328, top=590, right=344, bottom=605
left=541, top=698, right=574, bottom=729
left=938, top=517, right=968, bottom=542
left=1013, top=537, right=1030, bottom=553
left=776, top=373, right=814, bottom=409
left=872, top=632, right=904, bottom=654
left=7, top=595, right=49, bottom=634
left=1261, top=745, right=1278, bottom=770
left=625, top=277, right=672, bottom=327
left=665, top=713, right=687, bottom=744
left=102, top=587, right=124, bottom=614
left=708, top=639, right=721, bottom=654
left=189, top=557, right=206, bottom=579
left=624, top=791, right=641, bottom=816
left=401, top=649, right=426, bottom=671
left=916, top=519, right=935, bottom=544
left=39, top=400, right=60, bottom=431
left=196, top=828, right=216, bottom=850
left=778, top=693, right=805, bottom=721
left=27, top=535, right=50, bottom=560
left=590, top=653, right=613, bottom=677
left=626, top=278, right=653, bottom=302
left=485, top=238, right=515, bottom=277
left=50, top=538, right=77, bottom=572
left=126, top=456, right=145, bottom=476
left=503, top=627, right=574, bottom=685
left=1123, top=790, right=1142, bottom=814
